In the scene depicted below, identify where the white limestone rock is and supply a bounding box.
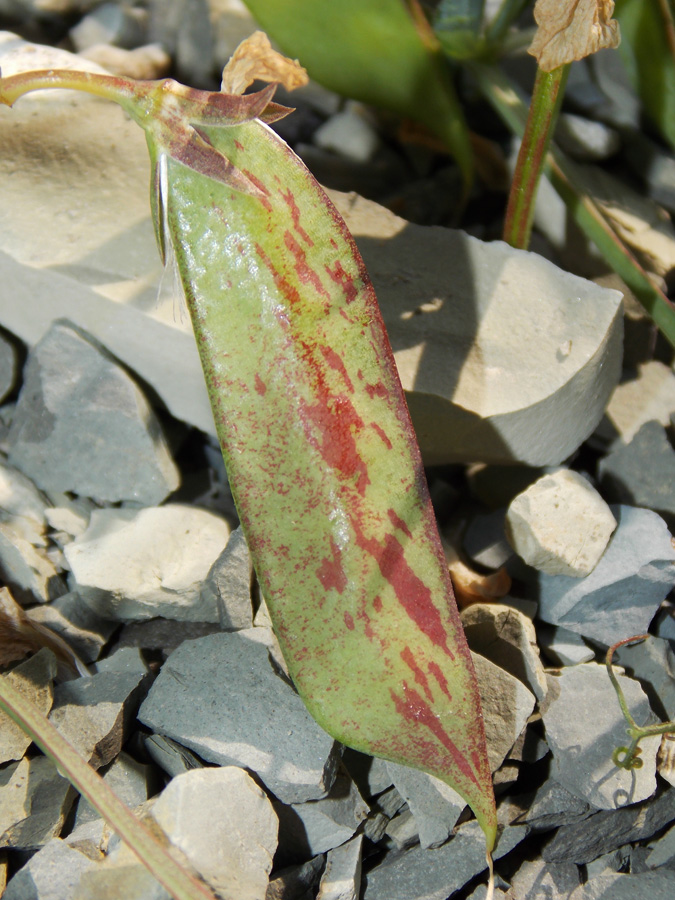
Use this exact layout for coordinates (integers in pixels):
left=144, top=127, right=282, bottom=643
left=604, top=361, right=675, bottom=445
left=505, top=469, right=617, bottom=576
left=7, top=321, right=180, bottom=505
left=317, top=835, right=363, bottom=900
left=0, top=36, right=622, bottom=467
left=65, top=505, right=230, bottom=623
left=0, top=649, right=56, bottom=763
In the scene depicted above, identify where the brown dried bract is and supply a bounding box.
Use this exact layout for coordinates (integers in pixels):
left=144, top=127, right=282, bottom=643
left=221, top=31, right=308, bottom=96
left=528, top=0, right=620, bottom=72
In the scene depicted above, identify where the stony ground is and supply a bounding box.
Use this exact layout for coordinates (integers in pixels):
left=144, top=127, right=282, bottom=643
left=1, top=2, right=675, bottom=900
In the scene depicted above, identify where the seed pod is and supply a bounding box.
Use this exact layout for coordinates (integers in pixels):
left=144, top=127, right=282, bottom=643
left=0, top=63, right=497, bottom=852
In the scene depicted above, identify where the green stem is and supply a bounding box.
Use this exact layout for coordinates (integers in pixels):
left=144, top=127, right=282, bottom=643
left=0, top=676, right=218, bottom=900
left=503, top=64, right=569, bottom=249
left=605, top=635, right=675, bottom=770
left=470, top=61, right=675, bottom=349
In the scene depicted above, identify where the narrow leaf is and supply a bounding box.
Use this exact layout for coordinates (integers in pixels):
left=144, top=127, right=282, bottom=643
left=614, top=0, right=675, bottom=151
left=241, top=0, right=474, bottom=186
left=434, top=0, right=486, bottom=59
left=0, top=62, right=497, bottom=852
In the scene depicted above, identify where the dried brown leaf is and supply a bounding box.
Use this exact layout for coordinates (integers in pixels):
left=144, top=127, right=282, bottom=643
left=528, top=0, right=620, bottom=72
left=0, top=586, right=87, bottom=674
left=221, top=31, right=308, bottom=96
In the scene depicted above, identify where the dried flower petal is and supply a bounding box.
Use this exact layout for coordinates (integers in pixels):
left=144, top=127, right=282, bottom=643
left=529, top=0, right=620, bottom=72
left=221, top=31, right=308, bottom=95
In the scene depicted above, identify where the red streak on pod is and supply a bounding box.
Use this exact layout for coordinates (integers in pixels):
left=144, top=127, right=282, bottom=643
left=280, top=187, right=314, bottom=246
left=284, top=230, right=331, bottom=301
left=400, top=646, right=434, bottom=702
left=317, top=536, right=348, bottom=594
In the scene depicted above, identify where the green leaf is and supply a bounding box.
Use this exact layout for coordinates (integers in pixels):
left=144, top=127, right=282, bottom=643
left=241, top=0, right=474, bottom=185
left=614, top=0, right=675, bottom=151
left=434, top=0, right=486, bottom=59
left=0, top=68, right=497, bottom=853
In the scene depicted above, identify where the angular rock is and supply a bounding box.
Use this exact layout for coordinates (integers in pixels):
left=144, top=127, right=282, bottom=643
left=603, top=361, right=675, bottom=445
left=342, top=750, right=393, bottom=798
left=516, top=779, right=593, bottom=833
left=569, top=871, right=675, bottom=899
left=384, top=808, right=419, bottom=850
left=71, top=859, right=170, bottom=900
left=541, top=663, right=660, bottom=809
left=555, top=113, right=619, bottom=161
left=385, top=762, right=464, bottom=849
left=266, top=856, right=326, bottom=900
left=0, top=328, right=17, bottom=403
left=74, top=751, right=154, bottom=827
left=0, top=649, right=56, bottom=763
left=49, top=666, right=150, bottom=768
left=599, top=421, right=675, bottom=527
left=65, top=505, right=230, bottom=623
left=362, top=821, right=528, bottom=900
left=2, top=837, right=98, bottom=900
left=275, top=766, right=368, bottom=858
left=7, top=321, right=180, bottom=505
left=537, top=624, right=595, bottom=666
left=69, top=2, right=148, bottom=52
left=201, top=524, right=254, bottom=631
left=0, top=755, right=74, bottom=849
left=461, top=603, right=548, bottom=701
left=614, top=636, right=675, bottom=721
left=79, top=42, right=171, bottom=81
left=138, top=630, right=340, bottom=803
left=535, top=505, right=675, bottom=646
left=0, top=460, right=48, bottom=529
left=147, top=767, right=278, bottom=900
left=361, top=785, right=407, bottom=843
left=317, top=834, right=363, bottom=900
left=314, top=104, right=381, bottom=163
left=0, top=520, right=65, bottom=604
left=116, top=618, right=222, bottom=655
left=509, top=858, right=581, bottom=900
left=505, top=469, right=617, bottom=576
left=646, top=821, right=675, bottom=868
left=144, top=733, right=205, bottom=778
left=26, top=590, right=117, bottom=663
left=543, top=787, right=675, bottom=864
left=473, top=652, right=536, bottom=772
left=462, top=508, right=513, bottom=569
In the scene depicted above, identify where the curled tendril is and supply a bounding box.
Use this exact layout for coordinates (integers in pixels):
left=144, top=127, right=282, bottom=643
left=612, top=745, right=643, bottom=769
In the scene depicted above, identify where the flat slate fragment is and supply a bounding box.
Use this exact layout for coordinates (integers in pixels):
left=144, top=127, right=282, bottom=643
left=7, top=320, right=180, bottom=505
left=138, top=630, right=340, bottom=803
left=0, top=755, right=74, bottom=850
left=2, top=837, right=98, bottom=900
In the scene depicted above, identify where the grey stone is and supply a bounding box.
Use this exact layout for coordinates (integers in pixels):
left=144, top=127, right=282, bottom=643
left=361, top=785, right=407, bottom=843
left=653, top=604, right=675, bottom=644
left=569, top=871, right=675, bottom=899
left=116, top=618, right=222, bottom=654
left=78, top=42, right=171, bottom=81
left=3, top=837, right=98, bottom=900
left=509, top=858, right=581, bottom=900
left=69, top=2, right=148, bottom=52
left=44, top=498, right=93, bottom=540
left=0, top=756, right=74, bottom=849
left=7, top=321, right=180, bottom=505
left=275, top=766, right=368, bottom=858
left=543, top=787, right=675, bottom=864
left=49, top=667, right=150, bottom=768
left=599, top=421, right=675, bottom=527
left=462, top=508, right=513, bottom=569
left=362, top=821, right=528, bottom=900
left=537, top=624, right=595, bottom=666
left=0, top=648, right=56, bottom=763
left=0, top=328, right=17, bottom=403
left=74, top=751, right=154, bottom=827
left=614, top=636, right=675, bottom=721
left=138, top=630, right=340, bottom=803
left=266, top=855, right=326, bottom=900
left=385, top=762, right=463, bottom=849
left=541, top=663, right=660, bottom=809
left=342, top=750, right=393, bottom=798
left=27, top=590, right=117, bottom=663
left=462, top=603, right=547, bottom=701
left=646, top=821, right=675, bottom=868
left=317, top=834, right=363, bottom=900
left=65, top=505, right=230, bottom=623
left=145, top=767, right=277, bottom=900
left=516, top=779, right=593, bottom=833
left=73, top=860, right=169, bottom=900
left=505, top=469, right=617, bottom=576
left=201, top=525, right=254, bottom=631
left=473, top=652, right=536, bottom=772
left=314, top=104, right=381, bottom=163
left=0, top=460, right=48, bottom=529
left=535, top=506, right=675, bottom=646
left=384, top=808, right=419, bottom=850
left=555, top=113, right=620, bottom=161
left=94, top=646, right=150, bottom=677
left=149, top=0, right=214, bottom=86
left=585, top=847, right=630, bottom=878
left=625, top=133, right=675, bottom=215
left=0, top=520, right=65, bottom=604
left=144, top=733, right=205, bottom=778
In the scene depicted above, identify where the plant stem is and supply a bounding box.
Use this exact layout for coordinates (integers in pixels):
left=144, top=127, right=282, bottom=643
left=0, top=676, right=218, bottom=900
left=503, top=64, right=569, bottom=249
